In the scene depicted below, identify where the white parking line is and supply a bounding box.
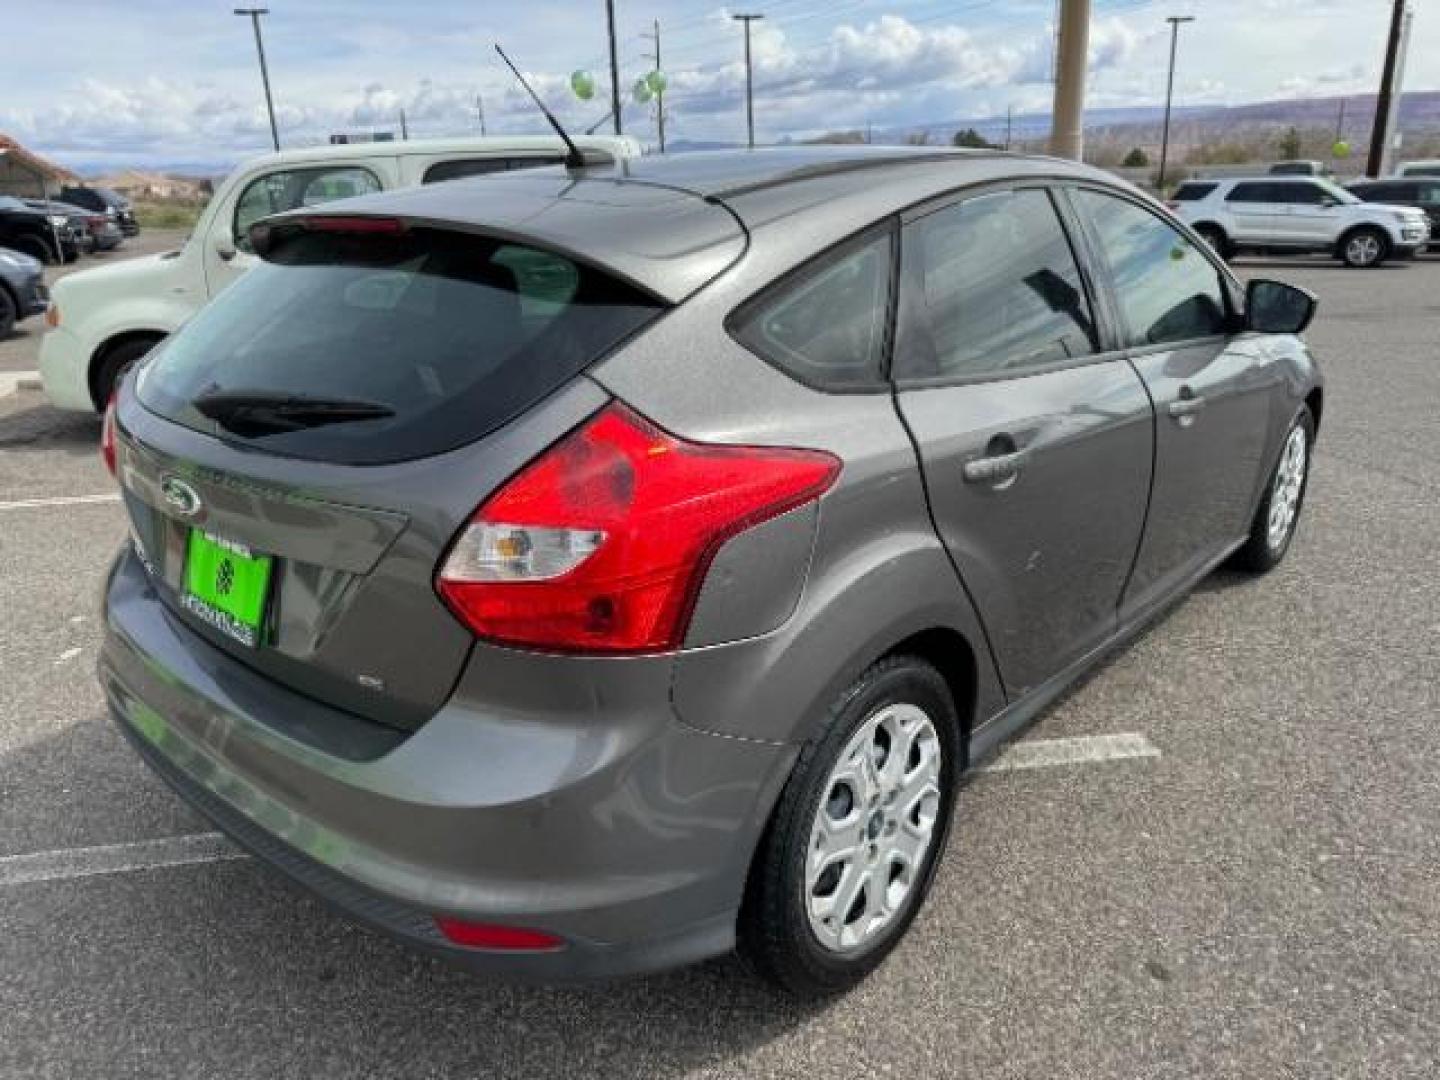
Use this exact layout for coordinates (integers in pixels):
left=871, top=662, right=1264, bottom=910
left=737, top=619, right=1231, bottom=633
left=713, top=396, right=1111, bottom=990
left=981, top=733, right=1161, bottom=773
left=0, top=833, right=246, bottom=888
left=53, top=646, right=83, bottom=666
left=0, top=493, right=121, bottom=512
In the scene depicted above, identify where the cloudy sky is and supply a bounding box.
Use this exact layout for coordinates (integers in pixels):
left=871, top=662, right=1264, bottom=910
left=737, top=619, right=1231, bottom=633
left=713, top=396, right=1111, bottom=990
left=1, top=0, right=1432, bottom=170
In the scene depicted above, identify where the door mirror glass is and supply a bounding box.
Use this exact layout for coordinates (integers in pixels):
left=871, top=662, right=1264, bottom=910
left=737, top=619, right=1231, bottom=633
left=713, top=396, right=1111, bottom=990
left=1246, top=279, right=1316, bottom=335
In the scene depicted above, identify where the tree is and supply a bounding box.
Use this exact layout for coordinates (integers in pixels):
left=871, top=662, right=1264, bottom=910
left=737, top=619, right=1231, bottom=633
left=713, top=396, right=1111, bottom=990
left=952, top=127, right=996, bottom=149
left=1277, top=126, right=1303, bottom=160
left=1121, top=147, right=1150, bottom=168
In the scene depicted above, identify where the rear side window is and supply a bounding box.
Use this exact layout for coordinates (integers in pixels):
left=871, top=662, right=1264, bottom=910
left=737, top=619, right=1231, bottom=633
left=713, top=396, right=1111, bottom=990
left=1226, top=182, right=1276, bottom=203
left=1074, top=189, right=1229, bottom=347
left=729, top=231, right=893, bottom=389
left=423, top=157, right=558, bottom=183
left=233, top=167, right=382, bottom=252
left=897, top=188, right=1097, bottom=381
left=137, top=228, right=664, bottom=465
left=1274, top=183, right=1327, bottom=206
left=1171, top=182, right=1217, bottom=201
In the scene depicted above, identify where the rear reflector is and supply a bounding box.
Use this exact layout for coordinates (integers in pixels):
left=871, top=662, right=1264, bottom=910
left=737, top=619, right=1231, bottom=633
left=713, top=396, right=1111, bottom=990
left=437, top=401, right=840, bottom=654
left=434, top=917, right=565, bottom=952
left=100, top=391, right=118, bottom=477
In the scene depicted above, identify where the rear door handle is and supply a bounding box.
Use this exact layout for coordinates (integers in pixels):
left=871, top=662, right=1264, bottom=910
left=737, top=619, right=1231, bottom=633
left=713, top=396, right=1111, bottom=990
left=962, top=449, right=1029, bottom=486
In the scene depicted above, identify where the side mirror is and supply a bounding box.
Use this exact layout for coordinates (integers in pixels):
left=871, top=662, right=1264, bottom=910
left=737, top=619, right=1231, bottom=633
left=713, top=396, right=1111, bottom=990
left=1246, top=279, right=1317, bottom=335
left=212, top=228, right=237, bottom=262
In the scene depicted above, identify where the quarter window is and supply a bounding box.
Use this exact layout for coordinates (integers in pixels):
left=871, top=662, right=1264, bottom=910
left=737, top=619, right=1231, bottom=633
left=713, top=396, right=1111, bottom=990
left=898, top=188, right=1097, bottom=380
left=1074, top=189, right=1230, bottom=347
left=729, top=231, right=893, bottom=389
left=233, top=167, right=382, bottom=252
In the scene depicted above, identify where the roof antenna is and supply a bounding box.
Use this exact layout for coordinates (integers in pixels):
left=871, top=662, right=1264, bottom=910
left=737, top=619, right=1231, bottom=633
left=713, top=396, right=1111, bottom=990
left=494, top=44, right=586, bottom=170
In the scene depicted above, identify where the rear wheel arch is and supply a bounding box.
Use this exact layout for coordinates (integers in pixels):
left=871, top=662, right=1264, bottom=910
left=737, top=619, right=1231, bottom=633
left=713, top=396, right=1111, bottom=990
left=89, top=330, right=166, bottom=408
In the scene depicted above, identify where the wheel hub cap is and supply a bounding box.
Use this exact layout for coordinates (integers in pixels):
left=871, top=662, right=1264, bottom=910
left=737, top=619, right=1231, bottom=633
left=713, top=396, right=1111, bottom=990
left=805, top=703, right=943, bottom=955
left=1267, top=424, right=1308, bottom=550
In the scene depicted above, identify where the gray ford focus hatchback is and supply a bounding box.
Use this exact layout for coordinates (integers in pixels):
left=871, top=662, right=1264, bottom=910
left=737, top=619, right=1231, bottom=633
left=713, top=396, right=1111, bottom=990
left=100, top=147, right=1322, bottom=996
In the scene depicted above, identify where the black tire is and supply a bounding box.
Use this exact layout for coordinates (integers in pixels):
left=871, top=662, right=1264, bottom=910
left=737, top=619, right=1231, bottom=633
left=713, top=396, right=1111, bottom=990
left=1230, top=406, right=1315, bottom=573
left=10, top=235, right=57, bottom=265
left=738, top=655, right=962, bottom=997
left=0, top=285, right=15, bottom=339
left=1194, top=224, right=1231, bottom=261
left=92, top=336, right=162, bottom=408
left=1338, top=226, right=1389, bottom=268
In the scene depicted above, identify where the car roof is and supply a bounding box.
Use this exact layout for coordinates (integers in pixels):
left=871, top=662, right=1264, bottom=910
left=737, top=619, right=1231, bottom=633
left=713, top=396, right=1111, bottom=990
left=232, top=134, right=640, bottom=171
left=271, top=147, right=1124, bottom=303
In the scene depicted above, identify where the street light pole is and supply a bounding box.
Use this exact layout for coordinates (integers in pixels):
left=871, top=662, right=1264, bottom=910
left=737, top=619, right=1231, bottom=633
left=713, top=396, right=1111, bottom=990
left=234, top=8, right=280, bottom=152
left=1050, top=0, right=1090, bottom=160
left=1157, top=15, right=1195, bottom=192
left=605, top=0, right=623, bottom=136
left=733, top=13, right=763, bottom=150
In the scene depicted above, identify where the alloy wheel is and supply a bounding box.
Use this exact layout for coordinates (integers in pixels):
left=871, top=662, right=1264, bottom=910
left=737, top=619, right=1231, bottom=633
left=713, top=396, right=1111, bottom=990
left=1267, top=424, right=1308, bottom=551
left=1346, top=233, right=1382, bottom=267
left=805, top=703, right=943, bottom=955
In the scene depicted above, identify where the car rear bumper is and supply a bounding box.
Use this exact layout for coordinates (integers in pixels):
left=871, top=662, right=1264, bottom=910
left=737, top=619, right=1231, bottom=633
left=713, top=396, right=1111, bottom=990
left=38, top=325, right=93, bottom=411
left=100, top=545, right=793, bottom=980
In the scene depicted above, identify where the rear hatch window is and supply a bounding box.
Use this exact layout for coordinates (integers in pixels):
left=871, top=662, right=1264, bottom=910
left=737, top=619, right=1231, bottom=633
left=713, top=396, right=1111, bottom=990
left=137, top=225, right=664, bottom=465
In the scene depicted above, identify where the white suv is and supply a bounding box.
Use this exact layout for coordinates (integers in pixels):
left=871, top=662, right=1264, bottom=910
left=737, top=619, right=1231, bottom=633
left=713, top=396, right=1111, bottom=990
left=1167, top=176, right=1430, bottom=269
left=40, top=135, right=640, bottom=411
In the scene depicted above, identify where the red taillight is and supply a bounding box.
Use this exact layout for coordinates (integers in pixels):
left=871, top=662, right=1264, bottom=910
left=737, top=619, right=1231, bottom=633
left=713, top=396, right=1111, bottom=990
left=100, top=391, right=118, bottom=477
left=434, top=917, right=565, bottom=952
left=436, top=402, right=840, bottom=654
left=300, top=216, right=408, bottom=234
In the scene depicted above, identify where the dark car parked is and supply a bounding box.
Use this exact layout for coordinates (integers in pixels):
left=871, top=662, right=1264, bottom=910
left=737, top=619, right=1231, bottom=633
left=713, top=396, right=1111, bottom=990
left=0, top=194, right=83, bottom=264
left=1348, top=177, right=1440, bottom=244
left=0, top=246, right=48, bottom=336
left=100, top=148, right=1323, bottom=996
left=60, top=185, right=139, bottom=236
left=24, top=198, right=120, bottom=253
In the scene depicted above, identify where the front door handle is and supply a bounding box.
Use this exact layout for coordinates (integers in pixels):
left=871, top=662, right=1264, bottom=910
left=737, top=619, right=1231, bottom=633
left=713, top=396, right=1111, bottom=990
left=1168, top=387, right=1207, bottom=423
left=963, top=448, right=1029, bottom=486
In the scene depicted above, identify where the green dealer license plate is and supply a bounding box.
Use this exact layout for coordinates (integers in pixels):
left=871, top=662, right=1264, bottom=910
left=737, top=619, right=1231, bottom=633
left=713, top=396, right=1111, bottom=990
left=181, top=530, right=273, bottom=647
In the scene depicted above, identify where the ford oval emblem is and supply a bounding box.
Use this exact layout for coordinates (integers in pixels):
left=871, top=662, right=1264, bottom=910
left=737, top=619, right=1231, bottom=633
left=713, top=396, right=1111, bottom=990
left=159, top=475, right=203, bottom=517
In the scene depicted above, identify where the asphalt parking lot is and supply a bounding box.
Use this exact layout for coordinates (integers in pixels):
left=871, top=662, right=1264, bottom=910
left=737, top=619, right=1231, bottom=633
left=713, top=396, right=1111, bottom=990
left=1, top=248, right=1437, bottom=1078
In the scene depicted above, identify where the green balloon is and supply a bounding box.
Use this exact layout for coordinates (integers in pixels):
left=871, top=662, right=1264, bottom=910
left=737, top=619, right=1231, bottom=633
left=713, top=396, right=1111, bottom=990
left=632, top=77, right=653, bottom=105
left=570, top=70, right=596, bottom=101
left=646, top=69, right=667, bottom=95
left=1332, top=140, right=1352, bottom=159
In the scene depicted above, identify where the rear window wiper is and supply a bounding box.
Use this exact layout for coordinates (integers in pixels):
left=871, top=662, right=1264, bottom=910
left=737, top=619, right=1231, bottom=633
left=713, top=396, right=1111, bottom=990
left=193, top=390, right=395, bottom=436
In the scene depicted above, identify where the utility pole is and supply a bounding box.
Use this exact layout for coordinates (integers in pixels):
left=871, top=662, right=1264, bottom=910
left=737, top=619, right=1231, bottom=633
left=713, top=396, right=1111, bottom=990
left=234, top=8, right=279, bottom=151
left=1005, top=105, right=1013, bottom=150
left=605, top=0, right=623, bottom=136
left=641, top=19, right=665, bottom=152
left=733, top=13, right=764, bottom=150
left=477, top=93, right=487, bottom=136
left=1367, top=0, right=1407, bottom=177
left=1157, top=15, right=1194, bottom=191
left=399, top=108, right=408, bottom=140
left=1050, top=0, right=1090, bottom=160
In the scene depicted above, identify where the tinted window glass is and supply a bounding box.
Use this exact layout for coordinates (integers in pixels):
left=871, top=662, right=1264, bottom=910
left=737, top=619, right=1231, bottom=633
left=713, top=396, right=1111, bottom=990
left=233, top=167, right=382, bottom=252
left=423, top=158, right=559, bottom=184
left=138, top=228, right=664, bottom=465
left=1274, top=183, right=1329, bottom=206
left=1418, top=183, right=1440, bottom=203
left=730, top=232, right=892, bottom=388
left=900, top=189, right=1097, bottom=380
left=1226, top=182, right=1276, bottom=203
left=1075, top=190, right=1229, bottom=347
left=1171, top=182, right=1217, bottom=201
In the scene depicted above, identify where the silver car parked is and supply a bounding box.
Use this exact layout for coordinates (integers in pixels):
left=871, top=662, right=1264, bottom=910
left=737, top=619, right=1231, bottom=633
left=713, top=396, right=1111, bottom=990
left=100, top=147, right=1322, bottom=996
